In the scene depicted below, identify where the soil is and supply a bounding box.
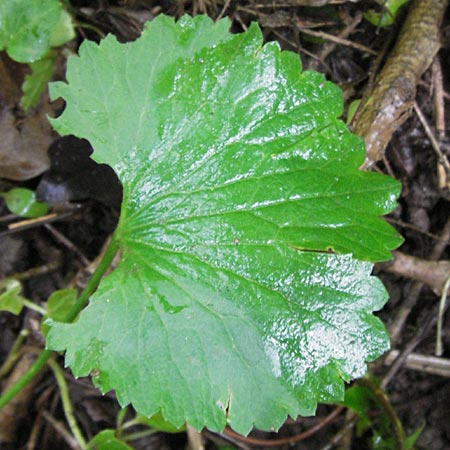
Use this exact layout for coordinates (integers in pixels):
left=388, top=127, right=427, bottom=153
left=0, top=1, right=449, bottom=449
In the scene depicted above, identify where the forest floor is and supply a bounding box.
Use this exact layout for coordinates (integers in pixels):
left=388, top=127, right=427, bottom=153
left=0, top=1, right=449, bottom=449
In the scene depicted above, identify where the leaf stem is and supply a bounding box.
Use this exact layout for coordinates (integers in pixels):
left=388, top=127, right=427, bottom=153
left=0, top=238, right=120, bottom=411
left=64, top=238, right=119, bottom=323
left=0, top=329, right=29, bottom=378
left=116, top=406, right=128, bottom=429
left=0, top=349, right=52, bottom=410
left=22, top=299, right=47, bottom=315
left=357, top=377, right=406, bottom=450
left=48, top=358, right=87, bottom=449
left=121, top=417, right=142, bottom=430
left=123, top=429, right=158, bottom=442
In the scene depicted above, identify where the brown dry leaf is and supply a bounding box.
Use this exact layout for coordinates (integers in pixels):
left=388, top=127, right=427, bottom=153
left=0, top=54, right=52, bottom=181
left=0, top=106, right=52, bottom=180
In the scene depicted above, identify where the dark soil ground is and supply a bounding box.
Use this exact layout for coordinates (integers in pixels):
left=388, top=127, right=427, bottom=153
left=1, top=1, right=449, bottom=449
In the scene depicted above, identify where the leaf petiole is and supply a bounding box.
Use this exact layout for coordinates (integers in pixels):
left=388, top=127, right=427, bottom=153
left=0, top=238, right=120, bottom=410
left=48, top=357, right=87, bottom=449
left=22, top=299, right=47, bottom=315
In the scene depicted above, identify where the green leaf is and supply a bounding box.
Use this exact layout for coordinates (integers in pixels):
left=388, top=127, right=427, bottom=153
left=346, top=99, right=361, bottom=124
left=46, top=15, right=402, bottom=434
left=341, top=385, right=376, bottom=435
left=405, top=424, right=424, bottom=450
left=364, top=0, right=411, bottom=28
left=1, top=187, right=48, bottom=218
left=0, top=0, right=63, bottom=63
left=21, top=52, right=56, bottom=110
left=41, top=289, right=78, bottom=336
left=0, top=279, right=26, bottom=315
left=46, top=289, right=78, bottom=321
left=135, top=412, right=185, bottom=433
left=48, top=9, right=75, bottom=48
left=87, top=430, right=133, bottom=450
left=341, top=385, right=376, bottom=417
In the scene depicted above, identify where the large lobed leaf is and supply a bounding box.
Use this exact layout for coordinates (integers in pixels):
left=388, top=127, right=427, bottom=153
left=47, top=15, right=402, bottom=434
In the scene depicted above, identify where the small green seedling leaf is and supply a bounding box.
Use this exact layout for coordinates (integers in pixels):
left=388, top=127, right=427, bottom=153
left=364, top=0, right=411, bottom=28
left=41, top=289, right=78, bottom=336
left=21, top=52, right=56, bottom=110
left=1, top=0, right=74, bottom=107
left=0, top=0, right=67, bottom=63
left=87, top=430, right=133, bottom=450
left=47, top=14, right=402, bottom=434
left=405, top=424, right=425, bottom=450
left=0, top=279, right=26, bottom=315
left=46, top=289, right=78, bottom=321
left=1, top=188, right=48, bottom=218
left=135, top=412, right=185, bottom=433
left=344, top=381, right=414, bottom=449
left=341, top=385, right=376, bottom=417
left=49, top=9, right=76, bottom=48
left=341, top=385, right=376, bottom=433
left=347, top=99, right=361, bottom=124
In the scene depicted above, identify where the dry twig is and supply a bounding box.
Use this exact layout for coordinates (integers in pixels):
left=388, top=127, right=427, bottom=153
left=381, top=215, right=450, bottom=344
left=384, top=350, right=450, bottom=378
left=413, top=101, right=450, bottom=184
left=381, top=250, right=450, bottom=295
left=296, top=25, right=377, bottom=55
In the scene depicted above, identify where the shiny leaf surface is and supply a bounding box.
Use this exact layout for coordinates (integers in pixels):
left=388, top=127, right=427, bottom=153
left=47, top=15, right=401, bottom=434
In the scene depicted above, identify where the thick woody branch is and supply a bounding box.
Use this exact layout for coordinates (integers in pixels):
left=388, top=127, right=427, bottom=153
left=353, top=0, right=447, bottom=168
